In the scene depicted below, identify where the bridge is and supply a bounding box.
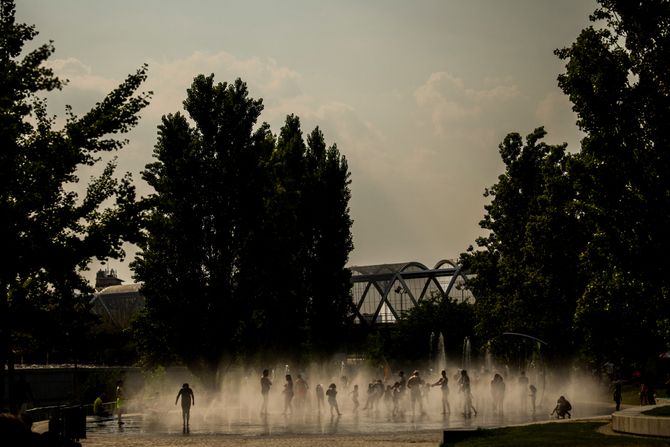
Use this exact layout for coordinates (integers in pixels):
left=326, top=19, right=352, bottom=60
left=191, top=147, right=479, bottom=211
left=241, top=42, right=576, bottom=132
left=350, top=260, right=472, bottom=325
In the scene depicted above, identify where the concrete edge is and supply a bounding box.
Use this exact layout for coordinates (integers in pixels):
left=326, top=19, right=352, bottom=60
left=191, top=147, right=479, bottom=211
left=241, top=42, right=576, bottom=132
left=612, top=403, right=670, bottom=437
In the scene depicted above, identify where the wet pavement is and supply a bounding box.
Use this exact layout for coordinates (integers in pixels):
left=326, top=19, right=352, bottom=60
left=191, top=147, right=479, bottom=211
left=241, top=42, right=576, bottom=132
left=88, top=401, right=613, bottom=437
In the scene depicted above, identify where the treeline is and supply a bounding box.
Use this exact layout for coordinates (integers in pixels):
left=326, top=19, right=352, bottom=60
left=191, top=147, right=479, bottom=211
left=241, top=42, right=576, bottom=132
left=131, top=76, right=354, bottom=388
left=461, top=0, right=670, bottom=370
left=0, top=0, right=353, bottom=396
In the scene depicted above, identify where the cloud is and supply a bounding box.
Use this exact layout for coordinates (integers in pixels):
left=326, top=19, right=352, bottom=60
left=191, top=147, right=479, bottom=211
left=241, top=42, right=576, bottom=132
left=144, top=51, right=303, bottom=121
left=535, top=90, right=583, bottom=150
left=46, top=57, right=117, bottom=92
left=414, top=71, right=519, bottom=137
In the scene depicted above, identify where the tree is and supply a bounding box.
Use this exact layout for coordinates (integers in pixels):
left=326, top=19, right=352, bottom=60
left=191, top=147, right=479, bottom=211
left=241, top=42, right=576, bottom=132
left=133, top=78, right=354, bottom=385
left=555, top=0, right=670, bottom=364
left=383, top=292, right=475, bottom=366
left=0, top=0, right=150, bottom=411
left=133, top=76, right=271, bottom=387
left=262, top=118, right=354, bottom=357
left=461, top=128, right=584, bottom=361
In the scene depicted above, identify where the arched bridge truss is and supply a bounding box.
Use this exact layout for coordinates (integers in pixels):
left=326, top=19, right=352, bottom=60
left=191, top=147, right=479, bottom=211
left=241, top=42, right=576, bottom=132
left=350, top=260, right=472, bottom=325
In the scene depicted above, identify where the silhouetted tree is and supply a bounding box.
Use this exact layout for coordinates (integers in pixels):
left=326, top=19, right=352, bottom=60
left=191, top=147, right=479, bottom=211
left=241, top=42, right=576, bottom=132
left=0, top=0, right=150, bottom=411
left=461, top=128, right=584, bottom=361
left=133, top=76, right=354, bottom=386
left=262, top=118, right=354, bottom=358
left=133, top=76, right=272, bottom=387
left=555, top=0, right=670, bottom=364
left=384, top=293, right=475, bottom=365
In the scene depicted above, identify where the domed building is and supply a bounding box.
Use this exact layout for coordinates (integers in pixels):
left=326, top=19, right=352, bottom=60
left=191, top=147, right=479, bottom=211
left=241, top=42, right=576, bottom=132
left=90, top=268, right=144, bottom=330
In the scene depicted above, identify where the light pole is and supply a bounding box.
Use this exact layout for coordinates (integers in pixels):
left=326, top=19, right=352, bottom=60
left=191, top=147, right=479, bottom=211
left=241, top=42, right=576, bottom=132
left=394, top=285, right=407, bottom=316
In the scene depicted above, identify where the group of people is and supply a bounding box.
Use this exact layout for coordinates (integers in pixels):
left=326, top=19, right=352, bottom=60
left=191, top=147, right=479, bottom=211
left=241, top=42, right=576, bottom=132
left=257, top=368, right=552, bottom=419
left=97, top=367, right=574, bottom=435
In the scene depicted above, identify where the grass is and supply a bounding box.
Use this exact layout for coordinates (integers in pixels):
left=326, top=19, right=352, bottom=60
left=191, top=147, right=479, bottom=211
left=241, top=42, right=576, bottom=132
left=643, top=406, right=670, bottom=417
left=441, top=421, right=670, bottom=447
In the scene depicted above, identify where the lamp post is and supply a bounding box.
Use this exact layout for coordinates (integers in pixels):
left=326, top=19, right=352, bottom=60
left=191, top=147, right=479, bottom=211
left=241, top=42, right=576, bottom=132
left=394, top=285, right=407, bottom=316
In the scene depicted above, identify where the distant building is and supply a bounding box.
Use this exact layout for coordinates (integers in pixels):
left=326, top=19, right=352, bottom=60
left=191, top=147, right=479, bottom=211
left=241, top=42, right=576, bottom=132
left=90, top=269, right=144, bottom=330
left=89, top=260, right=471, bottom=330
left=94, top=267, right=124, bottom=291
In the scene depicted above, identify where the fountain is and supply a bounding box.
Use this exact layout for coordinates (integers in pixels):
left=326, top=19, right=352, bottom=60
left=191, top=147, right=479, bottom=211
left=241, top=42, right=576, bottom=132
left=436, top=332, right=446, bottom=372
left=81, top=351, right=611, bottom=438
left=462, top=336, right=471, bottom=370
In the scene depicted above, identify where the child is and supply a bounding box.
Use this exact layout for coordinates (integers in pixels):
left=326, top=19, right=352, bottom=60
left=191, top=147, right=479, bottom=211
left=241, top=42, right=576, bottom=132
left=529, top=384, right=537, bottom=415
left=551, top=395, right=572, bottom=419
left=315, top=383, right=325, bottom=412
left=351, top=384, right=359, bottom=412
left=326, top=383, right=342, bottom=416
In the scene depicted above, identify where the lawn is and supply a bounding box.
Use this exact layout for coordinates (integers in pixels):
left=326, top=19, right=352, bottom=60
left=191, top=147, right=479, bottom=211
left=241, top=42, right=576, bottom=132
left=442, top=422, right=670, bottom=447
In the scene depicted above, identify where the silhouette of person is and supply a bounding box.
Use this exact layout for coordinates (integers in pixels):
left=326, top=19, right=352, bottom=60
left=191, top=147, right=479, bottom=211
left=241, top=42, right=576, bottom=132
left=115, top=380, right=125, bottom=425
left=175, top=383, right=195, bottom=433
left=294, top=374, right=308, bottom=411
left=260, top=369, right=272, bottom=415
left=282, top=374, right=294, bottom=415
left=551, top=395, right=572, bottom=419
left=529, top=384, right=537, bottom=415
left=613, top=381, right=622, bottom=411
left=518, top=371, right=529, bottom=413
left=315, top=383, right=325, bottom=412
left=326, top=383, right=341, bottom=416
left=93, top=393, right=110, bottom=417
left=490, top=373, right=505, bottom=414
left=407, top=370, right=425, bottom=416
left=432, top=370, right=451, bottom=415
left=351, top=384, right=360, bottom=412
left=459, top=369, right=477, bottom=417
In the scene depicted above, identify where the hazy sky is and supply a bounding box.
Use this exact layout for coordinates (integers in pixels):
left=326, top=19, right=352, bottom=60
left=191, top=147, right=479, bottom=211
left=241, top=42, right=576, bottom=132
left=19, top=0, right=596, bottom=285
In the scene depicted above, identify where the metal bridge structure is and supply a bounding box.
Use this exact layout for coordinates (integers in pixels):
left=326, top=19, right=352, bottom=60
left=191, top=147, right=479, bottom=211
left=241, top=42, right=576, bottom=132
left=350, top=259, right=472, bottom=325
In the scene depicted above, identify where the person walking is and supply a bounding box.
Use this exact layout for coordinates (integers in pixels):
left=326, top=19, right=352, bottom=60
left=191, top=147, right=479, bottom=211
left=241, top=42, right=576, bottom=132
left=260, top=369, right=272, bottom=415
left=175, top=383, right=195, bottom=434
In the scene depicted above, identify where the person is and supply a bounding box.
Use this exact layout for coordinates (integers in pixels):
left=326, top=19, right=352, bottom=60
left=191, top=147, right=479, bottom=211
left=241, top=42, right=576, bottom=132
left=640, top=382, right=649, bottom=405
left=490, top=374, right=505, bottom=414
left=351, top=384, right=360, bottom=412
left=315, top=383, right=325, bottom=412
left=115, top=380, right=124, bottom=426
left=282, top=374, right=294, bottom=415
left=551, top=395, right=572, bottom=419
left=93, top=393, right=110, bottom=417
left=175, top=383, right=195, bottom=433
left=459, top=369, right=477, bottom=417
left=613, top=381, right=622, bottom=411
left=432, top=370, right=450, bottom=415
left=326, top=383, right=341, bottom=416
left=260, top=369, right=272, bottom=415
left=529, top=384, right=537, bottom=415
left=518, top=371, right=529, bottom=413
left=407, top=370, right=425, bottom=416
left=294, top=374, right=308, bottom=411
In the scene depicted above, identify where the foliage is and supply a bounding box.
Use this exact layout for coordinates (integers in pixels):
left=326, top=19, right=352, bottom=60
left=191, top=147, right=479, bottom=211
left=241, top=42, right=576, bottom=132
left=460, top=128, right=583, bottom=361
left=133, top=75, right=353, bottom=387
left=0, top=0, right=149, bottom=408
left=378, top=292, right=475, bottom=365
left=555, top=0, right=670, bottom=364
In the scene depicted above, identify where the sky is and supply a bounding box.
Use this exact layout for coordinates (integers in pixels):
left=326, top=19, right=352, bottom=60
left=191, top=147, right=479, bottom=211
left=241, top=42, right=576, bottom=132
left=18, top=0, right=596, bottom=286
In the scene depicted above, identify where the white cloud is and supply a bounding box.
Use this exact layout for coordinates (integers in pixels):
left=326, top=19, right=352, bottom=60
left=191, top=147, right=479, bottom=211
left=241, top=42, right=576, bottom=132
left=47, top=57, right=117, bottom=92
left=414, top=71, right=519, bottom=137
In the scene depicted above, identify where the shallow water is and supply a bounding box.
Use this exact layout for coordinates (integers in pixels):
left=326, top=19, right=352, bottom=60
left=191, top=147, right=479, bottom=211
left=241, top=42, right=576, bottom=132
left=88, top=401, right=612, bottom=436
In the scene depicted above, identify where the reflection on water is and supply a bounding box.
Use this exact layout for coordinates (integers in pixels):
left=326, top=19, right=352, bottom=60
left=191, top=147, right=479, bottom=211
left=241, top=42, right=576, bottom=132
left=87, top=401, right=612, bottom=437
